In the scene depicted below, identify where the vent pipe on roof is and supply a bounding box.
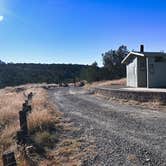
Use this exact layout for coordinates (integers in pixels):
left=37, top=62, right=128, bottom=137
left=140, top=45, right=144, bottom=52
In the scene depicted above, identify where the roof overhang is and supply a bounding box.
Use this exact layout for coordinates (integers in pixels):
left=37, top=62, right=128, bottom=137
left=121, top=51, right=144, bottom=64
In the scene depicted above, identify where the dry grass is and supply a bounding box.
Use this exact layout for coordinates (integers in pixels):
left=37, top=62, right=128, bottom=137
left=40, top=139, right=82, bottom=166
left=28, top=110, right=54, bottom=132
left=0, top=88, right=24, bottom=165
left=85, top=78, right=126, bottom=89
left=0, top=88, right=25, bottom=153
left=0, top=85, right=61, bottom=165
left=108, top=96, right=166, bottom=110
left=27, top=88, right=62, bottom=136
left=0, top=91, right=24, bottom=127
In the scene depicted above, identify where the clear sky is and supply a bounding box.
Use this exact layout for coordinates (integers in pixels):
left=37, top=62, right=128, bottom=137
left=0, top=0, right=166, bottom=66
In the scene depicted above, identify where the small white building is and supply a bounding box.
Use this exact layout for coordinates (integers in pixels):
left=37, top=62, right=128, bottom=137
left=122, top=45, right=166, bottom=88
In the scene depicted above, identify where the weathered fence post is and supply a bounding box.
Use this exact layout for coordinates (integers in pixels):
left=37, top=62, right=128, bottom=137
left=22, top=103, right=32, bottom=114
left=27, top=92, right=33, bottom=101
left=19, top=110, right=28, bottom=136
left=2, top=151, right=17, bottom=166
left=16, top=110, right=29, bottom=144
left=25, top=100, right=28, bottom=105
left=16, top=130, right=25, bottom=144
left=16, top=93, right=33, bottom=145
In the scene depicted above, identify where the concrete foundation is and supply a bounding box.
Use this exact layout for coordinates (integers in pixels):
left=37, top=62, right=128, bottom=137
left=94, top=87, right=166, bottom=103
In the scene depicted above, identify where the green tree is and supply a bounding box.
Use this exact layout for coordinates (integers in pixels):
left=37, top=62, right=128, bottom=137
left=81, top=62, right=99, bottom=83
left=102, top=45, right=128, bottom=78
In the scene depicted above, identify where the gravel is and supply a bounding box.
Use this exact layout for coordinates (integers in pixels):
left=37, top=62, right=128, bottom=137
left=49, top=87, right=166, bottom=166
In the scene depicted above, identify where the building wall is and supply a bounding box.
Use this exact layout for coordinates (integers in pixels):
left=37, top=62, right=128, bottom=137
left=127, top=57, right=138, bottom=87
left=137, top=57, right=147, bottom=87
left=147, top=57, right=166, bottom=88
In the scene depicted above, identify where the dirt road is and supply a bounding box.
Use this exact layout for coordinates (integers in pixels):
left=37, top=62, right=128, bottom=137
left=49, top=87, right=166, bottom=166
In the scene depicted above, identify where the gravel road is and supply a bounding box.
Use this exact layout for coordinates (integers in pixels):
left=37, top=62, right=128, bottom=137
left=49, top=87, right=166, bottom=166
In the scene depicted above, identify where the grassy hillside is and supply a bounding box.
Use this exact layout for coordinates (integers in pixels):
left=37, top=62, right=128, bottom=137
left=0, top=63, right=89, bottom=88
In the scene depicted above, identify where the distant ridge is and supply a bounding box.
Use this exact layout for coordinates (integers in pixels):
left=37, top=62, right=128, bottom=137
left=0, top=63, right=89, bottom=88
left=0, top=60, right=5, bottom=64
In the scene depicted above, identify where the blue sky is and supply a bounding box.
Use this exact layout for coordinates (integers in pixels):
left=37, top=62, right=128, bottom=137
left=0, top=0, right=166, bottom=66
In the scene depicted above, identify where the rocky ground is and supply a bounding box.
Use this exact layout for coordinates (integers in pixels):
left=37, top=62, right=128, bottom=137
left=49, top=87, right=166, bottom=166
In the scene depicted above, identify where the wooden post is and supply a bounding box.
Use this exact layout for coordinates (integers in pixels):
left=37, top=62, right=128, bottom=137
left=25, top=100, right=28, bottom=105
left=16, top=130, right=28, bottom=144
left=19, top=111, right=28, bottom=136
left=2, top=151, right=17, bottom=166
left=26, top=105, right=32, bottom=113
left=27, top=92, right=33, bottom=101
left=22, top=103, right=32, bottom=114
left=22, top=103, right=26, bottom=111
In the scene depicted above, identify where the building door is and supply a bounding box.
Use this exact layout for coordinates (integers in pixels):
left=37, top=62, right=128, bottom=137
left=138, top=57, right=147, bottom=87
left=127, top=57, right=138, bottom=87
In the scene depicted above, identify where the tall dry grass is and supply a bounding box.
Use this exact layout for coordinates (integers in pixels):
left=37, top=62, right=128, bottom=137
left=0, top=88, right=25, bottom=153
left=27, top=87, right=61, bottom=133
left=0, top=85, right=61, bottom=165
left=0, top=91, right=24, bottom=126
